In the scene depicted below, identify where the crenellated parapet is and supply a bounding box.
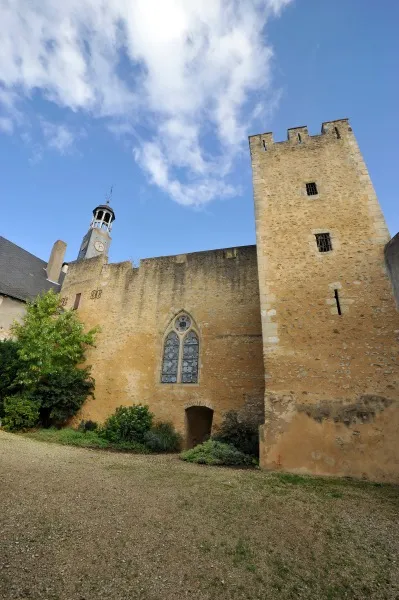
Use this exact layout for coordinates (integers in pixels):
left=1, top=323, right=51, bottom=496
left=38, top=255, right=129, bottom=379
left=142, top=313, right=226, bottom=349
left=249, top=118, right=351, bottom=151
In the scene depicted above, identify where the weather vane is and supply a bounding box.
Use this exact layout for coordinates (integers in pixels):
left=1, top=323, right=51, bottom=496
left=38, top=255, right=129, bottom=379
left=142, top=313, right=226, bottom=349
left=105, top=185, right=113, bottom=205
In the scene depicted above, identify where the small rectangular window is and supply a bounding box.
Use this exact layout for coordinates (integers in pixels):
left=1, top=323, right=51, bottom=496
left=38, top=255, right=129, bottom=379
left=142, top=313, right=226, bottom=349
left=73, top=293, right=81, bottom=310
left=334, top=126, right=341, bottom=139
left=315, top=233, right=332, bottom=253
left=262, top=139, right=267, bottom=151
left=306, top=182, right=318, bottom=196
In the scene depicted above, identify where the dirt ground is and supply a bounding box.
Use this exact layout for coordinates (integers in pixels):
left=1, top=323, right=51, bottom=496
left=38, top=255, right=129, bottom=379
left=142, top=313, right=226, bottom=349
left=1, top=431, right=398, bottom=600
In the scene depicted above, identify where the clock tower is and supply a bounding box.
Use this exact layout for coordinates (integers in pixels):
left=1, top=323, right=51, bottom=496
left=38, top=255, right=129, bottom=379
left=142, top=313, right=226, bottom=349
left=77, top=201, right=115, bottom=260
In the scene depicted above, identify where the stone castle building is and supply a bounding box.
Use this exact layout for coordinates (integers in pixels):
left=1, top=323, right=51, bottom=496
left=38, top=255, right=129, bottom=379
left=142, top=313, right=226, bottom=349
left=3, top=117, right=398, bottom=482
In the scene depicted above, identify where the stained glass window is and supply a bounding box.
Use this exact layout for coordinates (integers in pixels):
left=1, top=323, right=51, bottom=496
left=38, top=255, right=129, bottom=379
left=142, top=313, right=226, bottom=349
left=181, top=331, right=199, bottom=384
left=175, top=314, right=191, bottom=332
left=161, top=331, right=179, bottom=383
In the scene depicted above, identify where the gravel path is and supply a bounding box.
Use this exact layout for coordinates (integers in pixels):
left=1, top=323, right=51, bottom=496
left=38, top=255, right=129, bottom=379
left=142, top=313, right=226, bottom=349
left=1, top=431, right=398, bottom=600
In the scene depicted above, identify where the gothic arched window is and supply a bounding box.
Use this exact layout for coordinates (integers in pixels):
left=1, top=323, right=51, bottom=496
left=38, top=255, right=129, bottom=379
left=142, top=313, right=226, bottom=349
left=161, top=314, right=199, bottom=384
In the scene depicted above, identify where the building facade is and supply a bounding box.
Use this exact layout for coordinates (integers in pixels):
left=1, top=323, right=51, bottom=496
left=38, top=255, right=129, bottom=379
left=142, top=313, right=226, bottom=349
left=250, top=118, right=399, bottom=482
left=59, top=118, right=399, bottom=482
left=0, top=237, right=66, bottom=339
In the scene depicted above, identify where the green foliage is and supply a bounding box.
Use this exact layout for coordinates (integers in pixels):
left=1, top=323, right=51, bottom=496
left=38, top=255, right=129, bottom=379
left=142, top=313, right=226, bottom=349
left=0, top=340, right=21, bottom=417
left=78, top=419, right=98, bottom=433
left=24, top=427, right=150, bottom=453
left=144, top=422, right=182, bottom=452
left=111, top=440, right=149, bottom=453
left=32, top=367, right=94, bottom=427
left=11, top=290, right=98, bottom=387
left=212, top=411, right=259, bottom=458
left=101, top=404, right=154, bottom=443
left=180, top=440, right=255, bottom=467
left=3, top=394, right=40, bottom=431
left=0, top=291, right=98, bottom=430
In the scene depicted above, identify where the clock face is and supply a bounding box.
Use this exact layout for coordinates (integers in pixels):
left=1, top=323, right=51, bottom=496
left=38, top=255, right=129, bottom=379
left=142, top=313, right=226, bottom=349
left=94, top=241, right=105, bottom=252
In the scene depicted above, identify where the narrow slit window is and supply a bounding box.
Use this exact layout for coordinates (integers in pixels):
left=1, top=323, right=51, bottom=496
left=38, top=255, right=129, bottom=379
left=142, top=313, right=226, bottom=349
left=334, top=289, right=342, bottom=315
left=262, top=139, right=267, bottom=151
left=334, top=126, right=341, bottom=139
left=297, top=133, right=302, bottom=143
left=315, top=233, right=332, bottom=253
left=306, top=182, right=318, bottom=196
left=73, top=293, right=81, bottom=310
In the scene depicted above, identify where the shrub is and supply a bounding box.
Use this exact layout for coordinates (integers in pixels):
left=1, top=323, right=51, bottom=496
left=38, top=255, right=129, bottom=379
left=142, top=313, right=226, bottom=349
left=0, top=340, right=21, bottom=418
left=3, top=394, right=40, bottom=431
left=212, top=411, right=259, bottom=458
left=33, top=367, right=95, bottom=427
left=144, top=422, right=182, bottom=452
left=101, top=404, right=153, bottom=443
left=78, top=419, right=98, bottom=433
left=180, top=440, right=254, bottom=467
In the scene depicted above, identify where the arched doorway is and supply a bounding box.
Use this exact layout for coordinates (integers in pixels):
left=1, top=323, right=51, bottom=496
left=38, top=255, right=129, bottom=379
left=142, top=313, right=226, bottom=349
left=185, top=406, right=214, bottom=449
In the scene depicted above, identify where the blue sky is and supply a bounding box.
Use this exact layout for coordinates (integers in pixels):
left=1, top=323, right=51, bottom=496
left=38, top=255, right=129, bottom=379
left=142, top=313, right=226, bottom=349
left=1, top=0, right=398, bottom=265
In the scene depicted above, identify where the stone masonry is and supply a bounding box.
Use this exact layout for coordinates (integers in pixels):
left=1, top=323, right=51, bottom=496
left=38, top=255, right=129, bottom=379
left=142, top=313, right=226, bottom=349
left=60, top=246, right=265, bottom=442
left=57, top=117, right=399, bottom=482
left=249, top=119, right=399, bottom=482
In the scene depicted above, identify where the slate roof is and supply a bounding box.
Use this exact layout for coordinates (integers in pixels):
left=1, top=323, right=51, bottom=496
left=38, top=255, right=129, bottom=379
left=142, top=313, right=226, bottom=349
left=0, top=236, right=63, bottom=302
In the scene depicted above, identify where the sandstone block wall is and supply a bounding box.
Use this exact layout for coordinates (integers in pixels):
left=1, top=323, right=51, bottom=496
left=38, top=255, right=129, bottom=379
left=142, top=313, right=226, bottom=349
left=250, top=119, right=399, bottom=482
left=60, top=246, right=265, bottom=443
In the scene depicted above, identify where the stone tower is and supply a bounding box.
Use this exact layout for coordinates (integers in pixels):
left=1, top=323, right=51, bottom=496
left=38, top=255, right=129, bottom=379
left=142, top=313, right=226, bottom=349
left=249, top=118, right=399, bottom=481
left=77, top=201, right=115, bottom=260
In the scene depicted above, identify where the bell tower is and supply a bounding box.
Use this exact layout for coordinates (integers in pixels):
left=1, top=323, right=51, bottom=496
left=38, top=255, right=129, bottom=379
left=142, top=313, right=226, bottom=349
left=77, top=200, right=115, bottom=261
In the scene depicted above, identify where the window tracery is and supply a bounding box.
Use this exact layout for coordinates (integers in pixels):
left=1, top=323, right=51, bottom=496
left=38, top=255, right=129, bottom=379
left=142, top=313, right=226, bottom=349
left=181, top=331, right=199, bottom=383
left=161, top=313, right=199, bottom=384
left=161, top=331, right=179, bottom=383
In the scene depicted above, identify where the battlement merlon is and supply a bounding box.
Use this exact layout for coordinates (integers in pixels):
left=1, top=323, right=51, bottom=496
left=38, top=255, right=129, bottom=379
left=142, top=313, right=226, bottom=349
left=248, top=118, right=351, bottom=150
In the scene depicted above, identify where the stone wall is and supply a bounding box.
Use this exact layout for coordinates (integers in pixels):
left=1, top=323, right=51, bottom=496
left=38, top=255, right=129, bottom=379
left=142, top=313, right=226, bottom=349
left=385, top=232, right=399, bottom=308
left=0, top=295, right=26, bottom=340
left=60, top=246, right=265, bottom=443
left=250, top=119, right=399, bottom=483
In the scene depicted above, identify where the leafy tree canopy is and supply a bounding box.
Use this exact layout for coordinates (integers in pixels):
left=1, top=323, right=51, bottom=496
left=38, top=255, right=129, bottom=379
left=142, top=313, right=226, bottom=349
left=11, top=290, right=98, bottom=387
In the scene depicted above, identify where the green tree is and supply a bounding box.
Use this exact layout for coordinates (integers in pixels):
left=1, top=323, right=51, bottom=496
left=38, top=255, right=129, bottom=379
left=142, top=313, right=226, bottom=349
left=32, top=367, right=95, bottom=427
left=1, top=290, right=99, bottom=429
left=0, top=340, right=21, bottom=418
left=11, top=290, right=98, bottom=387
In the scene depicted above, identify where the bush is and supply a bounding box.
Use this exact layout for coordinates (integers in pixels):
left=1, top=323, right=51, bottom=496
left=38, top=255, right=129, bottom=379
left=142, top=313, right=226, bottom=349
left=78, top=419, right=98, bottom=433
left=33, top=367, right=95, bottom=427
left=3, top=394, right=40, bottom=431
left=101, top=404, right=153, bottom=443
left=180, top=440, right=254, bottom=467
left=212, top=411, right=259, bottom=458
left=0, top=340, right=21, bottom=418
left=144, top=422, right=182, bottom=452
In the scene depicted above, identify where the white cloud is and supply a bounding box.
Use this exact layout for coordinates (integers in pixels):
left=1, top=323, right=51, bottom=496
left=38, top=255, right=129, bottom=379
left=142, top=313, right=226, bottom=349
left=0, top=0, right=293, bottom=205
left=0, top=117, right=13, bottom=134
left=40, top=121, right=77, bottom=154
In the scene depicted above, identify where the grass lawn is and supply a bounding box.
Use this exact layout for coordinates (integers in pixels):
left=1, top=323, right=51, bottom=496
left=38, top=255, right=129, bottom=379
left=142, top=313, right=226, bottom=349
left=23, top=426, right=150, bottom=452
left=1, top=430, right=398, bottom=599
